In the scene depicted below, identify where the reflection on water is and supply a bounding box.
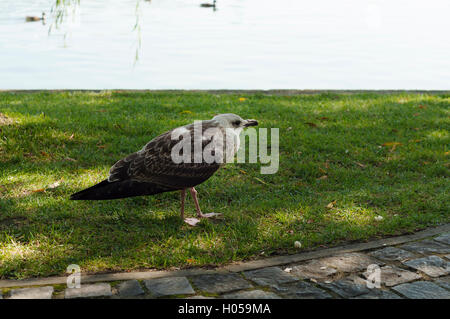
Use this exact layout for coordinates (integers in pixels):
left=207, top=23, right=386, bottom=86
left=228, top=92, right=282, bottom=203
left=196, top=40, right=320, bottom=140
left=0, top=0, right=449, bottom=89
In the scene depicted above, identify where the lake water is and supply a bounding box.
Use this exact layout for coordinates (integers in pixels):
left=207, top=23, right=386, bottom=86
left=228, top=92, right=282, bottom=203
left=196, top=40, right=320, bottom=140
left=1, top=0, right=449, bottom=90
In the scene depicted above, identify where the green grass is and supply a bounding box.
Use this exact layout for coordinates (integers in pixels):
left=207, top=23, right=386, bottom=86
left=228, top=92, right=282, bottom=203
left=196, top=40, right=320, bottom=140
left=0, top=91, right=449, bottom=279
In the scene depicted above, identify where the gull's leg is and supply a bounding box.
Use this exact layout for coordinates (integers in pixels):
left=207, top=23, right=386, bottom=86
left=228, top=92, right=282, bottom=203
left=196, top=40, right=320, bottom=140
left=190, top=187, right=222, bottom=219
left=180, top=189, right=186, bottom=220
left=190, top=187, right=204, bottom=218
left=184, top=187, right=222, bottom=227
left=181, top=189, right=198, bottom=226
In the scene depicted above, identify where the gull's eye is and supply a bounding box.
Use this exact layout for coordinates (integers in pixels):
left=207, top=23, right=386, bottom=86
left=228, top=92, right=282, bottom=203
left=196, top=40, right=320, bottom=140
left=232, top=120, right=241, bottom=127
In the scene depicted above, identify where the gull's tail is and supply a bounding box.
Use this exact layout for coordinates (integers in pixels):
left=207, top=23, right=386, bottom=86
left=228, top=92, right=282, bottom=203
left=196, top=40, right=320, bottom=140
left=69, top=179, right=173, bottom=200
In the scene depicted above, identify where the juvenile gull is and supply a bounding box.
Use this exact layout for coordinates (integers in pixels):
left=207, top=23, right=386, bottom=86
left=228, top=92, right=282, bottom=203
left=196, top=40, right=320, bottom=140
left=70, top=113, right=258, bottom=226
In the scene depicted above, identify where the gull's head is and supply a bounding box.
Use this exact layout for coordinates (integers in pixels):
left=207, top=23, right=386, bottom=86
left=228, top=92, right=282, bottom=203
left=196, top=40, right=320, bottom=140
left=212, top=113, right=258, bottom=133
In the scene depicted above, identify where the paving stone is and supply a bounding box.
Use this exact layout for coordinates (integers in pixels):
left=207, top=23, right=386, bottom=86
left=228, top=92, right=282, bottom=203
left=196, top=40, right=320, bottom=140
left=65, top=283, right=112, bottom=299
left=392, top=281, right=450, bottom=299
left=362, top=265, right=421, bottom=287
left=318, top=279, right=370, bottom=298
left=277, top=281, right=332, bottom=299
left=190, top=273, right=252, bottom=294
left=352, top=290, right=402, bottom=299
left=117, top=280, right=144, bottom=297
left=445, top=254, right=450, bottom=260
left=318, top=252, right=383, bottom=273
left=434, top=276, right=450, bottom=290
left=9, top=286, right=54, bottom=299
left=144, top=277, right=194, bottom=297
left=433, top=233, right=450, bottom=245
left=403, top=255, right=450, bottom=277
left=290, top=259, right=337, bottom=281
left=223, top=290, right=281, bottom=299
left=243, top=267, right=298, bottom=287
left=369, top=247, right=416, bottom=262
left=401, top=239, right=450, bottom=255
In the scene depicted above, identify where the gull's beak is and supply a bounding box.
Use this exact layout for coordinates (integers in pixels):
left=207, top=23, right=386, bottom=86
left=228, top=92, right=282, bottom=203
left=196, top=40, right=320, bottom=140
left=244, top=119, right=258, bottom=127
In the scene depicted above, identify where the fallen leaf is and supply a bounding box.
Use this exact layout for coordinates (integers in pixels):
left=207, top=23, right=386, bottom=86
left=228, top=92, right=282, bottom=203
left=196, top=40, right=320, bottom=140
left=318, top=167, right=327, bottom=174
left=305, top=122, right=318, bottom=127
left=239, top=169, right=247, bottom=175
left=318, top=117, right=329, bottom=120
left=180, top=110, right=192, bottom=114
left=444, top=151, right=449, bottom=156
left=238, top=97, right=247, bottom=102
left=382, top=142, right=402, bottom=153
left=418, top=104, right=427, bottom=109
left=355, top=162, right=366, bottom=168
left=186, top=258, right=195, bottom=264
left=382, top=142, right=402, bottom=147
left=65, top=157, right=77, bottom=162
left=413, top=113, right=420, bottom=116
left=253, top=177, right=268, bottom=185
left=389, top=144, right=399, bottom=152
left=326, top=201, right=336, bottom=209
left=317, top=175, right=328, bottom=180
left=32, top=188, right=45, bottom=193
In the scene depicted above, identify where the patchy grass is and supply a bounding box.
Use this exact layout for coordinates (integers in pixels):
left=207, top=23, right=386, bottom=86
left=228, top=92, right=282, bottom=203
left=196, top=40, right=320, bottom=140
left=0, top=91, right=449, bottom=279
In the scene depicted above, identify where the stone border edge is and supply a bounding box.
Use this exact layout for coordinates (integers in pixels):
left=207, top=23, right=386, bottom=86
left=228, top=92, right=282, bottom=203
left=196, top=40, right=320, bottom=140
left=1, top=223, right=448, bottom=289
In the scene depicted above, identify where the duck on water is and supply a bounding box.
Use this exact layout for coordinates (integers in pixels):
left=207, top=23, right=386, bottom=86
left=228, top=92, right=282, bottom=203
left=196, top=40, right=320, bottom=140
left=25, top=12, right=45, bottom=22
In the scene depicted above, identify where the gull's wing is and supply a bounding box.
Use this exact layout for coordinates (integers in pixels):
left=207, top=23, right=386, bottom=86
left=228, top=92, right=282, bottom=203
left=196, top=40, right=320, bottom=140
left=108, top=120, right=222, bottom=190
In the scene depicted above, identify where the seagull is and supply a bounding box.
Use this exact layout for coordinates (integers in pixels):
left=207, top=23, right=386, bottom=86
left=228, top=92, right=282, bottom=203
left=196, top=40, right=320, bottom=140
left=70, top=113, right=258, bottom=226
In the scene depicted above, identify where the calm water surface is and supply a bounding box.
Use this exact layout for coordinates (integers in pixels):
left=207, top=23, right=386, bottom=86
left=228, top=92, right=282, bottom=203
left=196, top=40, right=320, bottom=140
left=1, top=0, right=449, bottom=89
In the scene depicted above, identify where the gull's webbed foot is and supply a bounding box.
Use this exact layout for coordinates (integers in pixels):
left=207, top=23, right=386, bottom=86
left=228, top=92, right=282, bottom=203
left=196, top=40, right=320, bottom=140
left=184, top=218, right=202, bottom=227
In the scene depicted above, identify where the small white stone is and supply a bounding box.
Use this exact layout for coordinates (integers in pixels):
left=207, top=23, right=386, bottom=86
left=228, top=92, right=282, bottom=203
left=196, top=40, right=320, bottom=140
left=294, top=241, right=302, bottom=248
left=374, top=215, right=384, bottom=221
left=284, top=267, right=292, bottom=273
left=320, top=266, right=327, bottom=270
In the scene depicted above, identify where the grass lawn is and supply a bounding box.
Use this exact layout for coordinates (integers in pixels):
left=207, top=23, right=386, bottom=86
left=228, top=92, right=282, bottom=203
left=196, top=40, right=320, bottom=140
left=0, top=91, right=449, bottom=279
